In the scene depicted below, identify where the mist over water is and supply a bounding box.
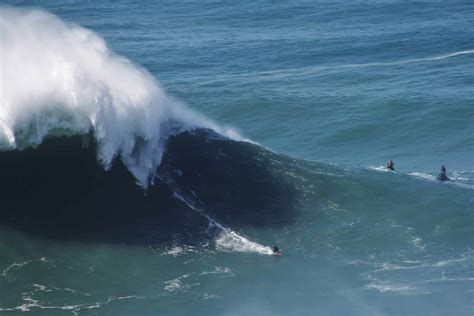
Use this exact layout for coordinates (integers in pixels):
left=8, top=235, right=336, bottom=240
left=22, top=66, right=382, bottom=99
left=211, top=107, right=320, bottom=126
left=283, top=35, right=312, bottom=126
left=0, top=6, right=213, bottom=187
left=1, top=1, right=473, bottom=315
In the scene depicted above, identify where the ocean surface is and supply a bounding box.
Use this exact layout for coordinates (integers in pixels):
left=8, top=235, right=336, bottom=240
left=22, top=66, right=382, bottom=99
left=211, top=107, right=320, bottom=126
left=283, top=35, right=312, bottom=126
left=1, top=1, right=473, bottom=315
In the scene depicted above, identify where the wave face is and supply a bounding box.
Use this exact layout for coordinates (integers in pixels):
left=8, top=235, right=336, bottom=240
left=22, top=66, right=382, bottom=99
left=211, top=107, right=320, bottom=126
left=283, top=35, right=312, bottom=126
left=0, top=130, right=297, bottom=247
left=0, top=7, right=211, bottom=187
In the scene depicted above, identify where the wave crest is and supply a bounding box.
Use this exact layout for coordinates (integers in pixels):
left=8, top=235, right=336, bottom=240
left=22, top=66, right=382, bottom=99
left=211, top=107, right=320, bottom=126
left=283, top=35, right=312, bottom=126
left=0, top=6, right=211, bottom=187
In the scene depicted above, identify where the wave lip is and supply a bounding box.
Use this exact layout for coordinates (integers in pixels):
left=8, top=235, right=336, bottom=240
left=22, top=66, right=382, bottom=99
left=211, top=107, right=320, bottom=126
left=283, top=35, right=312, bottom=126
left=0, top=6, right=212, bottom=187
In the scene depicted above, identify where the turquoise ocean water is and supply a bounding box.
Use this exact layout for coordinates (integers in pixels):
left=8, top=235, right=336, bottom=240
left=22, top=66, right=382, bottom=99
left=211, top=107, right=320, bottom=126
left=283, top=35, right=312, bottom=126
left=1, top=1, right=473, bottom=315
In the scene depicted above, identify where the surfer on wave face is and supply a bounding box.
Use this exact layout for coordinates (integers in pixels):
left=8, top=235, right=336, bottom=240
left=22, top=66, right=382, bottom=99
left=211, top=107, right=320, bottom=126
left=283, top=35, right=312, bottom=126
left=272, top=245, right=281, bottom=254
left=386, top=160, right=395, bottom=171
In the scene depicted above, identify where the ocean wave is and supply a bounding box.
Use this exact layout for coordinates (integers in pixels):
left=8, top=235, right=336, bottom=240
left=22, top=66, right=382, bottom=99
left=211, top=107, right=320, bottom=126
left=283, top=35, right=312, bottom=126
left=0, top=6, right=214, bottom=187
left=0, top=130, right=297, bottom=254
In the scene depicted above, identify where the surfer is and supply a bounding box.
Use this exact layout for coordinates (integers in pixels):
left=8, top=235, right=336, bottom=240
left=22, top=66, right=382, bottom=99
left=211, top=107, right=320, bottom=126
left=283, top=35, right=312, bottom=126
left=437, top=164, right=450, bottom=181
left=386, top=160, right=395, bottom=171
left=272, top=245, right=281, bottom=255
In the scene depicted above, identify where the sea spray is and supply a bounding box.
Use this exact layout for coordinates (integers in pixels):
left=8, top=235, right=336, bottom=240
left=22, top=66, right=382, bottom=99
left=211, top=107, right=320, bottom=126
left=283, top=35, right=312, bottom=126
left=0, top=6, right=213, bottom=187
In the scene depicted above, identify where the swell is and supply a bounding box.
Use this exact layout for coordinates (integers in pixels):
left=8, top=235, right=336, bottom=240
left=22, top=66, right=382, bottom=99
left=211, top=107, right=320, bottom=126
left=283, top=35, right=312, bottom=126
left=0, top=130, right=298, bottom=247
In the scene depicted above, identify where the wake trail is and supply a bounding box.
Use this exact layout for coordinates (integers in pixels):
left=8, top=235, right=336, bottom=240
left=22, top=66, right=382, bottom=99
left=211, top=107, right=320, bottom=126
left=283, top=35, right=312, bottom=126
left=370, top=166, right=474, bottom=190
left=197, top=49, right=474, bottom=84
left=407, top=172, right=474, bottom=190
left=430, top=49, right=474, bottom=60
left=157, top=174, right=273, bottom=255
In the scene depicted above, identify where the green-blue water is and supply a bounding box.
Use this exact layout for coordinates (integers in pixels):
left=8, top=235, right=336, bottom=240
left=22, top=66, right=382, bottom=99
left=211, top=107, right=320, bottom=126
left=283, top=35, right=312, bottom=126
left=1, top=1, right=473, bottom=315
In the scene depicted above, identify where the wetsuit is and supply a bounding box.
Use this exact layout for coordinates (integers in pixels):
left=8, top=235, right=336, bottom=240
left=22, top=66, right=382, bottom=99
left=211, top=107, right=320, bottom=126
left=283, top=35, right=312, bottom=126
left=438, top=166, right=449, bottom=181
left=387, top=162, right=394, bottom=171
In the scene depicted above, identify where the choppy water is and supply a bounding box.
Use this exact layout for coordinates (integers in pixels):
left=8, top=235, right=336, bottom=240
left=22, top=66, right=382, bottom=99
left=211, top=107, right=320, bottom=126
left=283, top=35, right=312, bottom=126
left=1, top=1, right=473, bottom=315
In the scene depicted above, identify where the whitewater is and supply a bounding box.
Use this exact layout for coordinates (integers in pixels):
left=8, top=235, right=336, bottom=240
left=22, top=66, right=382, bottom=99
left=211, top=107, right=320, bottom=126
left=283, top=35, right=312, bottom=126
left=0, top=6, right=273, bottom=257
left=1, top=1, right=473, bottom=315
left=0, top=7, right=212, bottom=187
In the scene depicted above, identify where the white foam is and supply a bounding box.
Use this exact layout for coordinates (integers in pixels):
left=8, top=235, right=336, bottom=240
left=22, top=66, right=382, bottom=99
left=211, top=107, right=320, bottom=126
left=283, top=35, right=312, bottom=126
left=215, top=231, right=273, bottom=254
left=199, top=266, right=233, bottom=276
left=430, top=49, right=474, bottom=60
left=0, top=6, right=214, bottom=187
left=161, top=245, right=199, bottom=257
left=171, top=189, right=273, bottom=255
left=370, top=166, right=393, bottom=172
left=157, top=171, right=273, bottom=256
left=411, top=236, right=426, bottom=251
left=164, top=274, right=190, bottom=292
left=407, top=172, right=437, bottom=181
left=202, top=293, right=219, bottom=300
left=0, top=289, right=144, bottom=314
left=1, top=257, right=49, bottom=278
left=365, top=281, right=427, bottom=295
left=32, top=284, right=51, bottom=292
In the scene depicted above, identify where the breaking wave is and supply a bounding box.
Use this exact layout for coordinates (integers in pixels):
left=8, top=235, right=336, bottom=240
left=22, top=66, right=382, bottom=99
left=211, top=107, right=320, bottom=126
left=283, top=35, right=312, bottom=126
left=0, top=7, right=279, bottom=254
left=0, top=6, right=215, bottom=187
